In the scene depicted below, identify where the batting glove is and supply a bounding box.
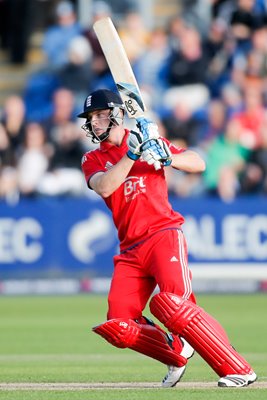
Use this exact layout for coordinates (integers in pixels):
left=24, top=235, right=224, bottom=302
left=141, top=138, right=172, bottom=167
left=137, top=117, right=171, bottom=166
left=141, top=138, right=172, bottom=168
left=157, top=138, right=172, bottom=166
left=142, top=148, right=161, bottom=170
left=126, top=130, right=144, bottom=160
left=136, top=117, right=160, bottom=141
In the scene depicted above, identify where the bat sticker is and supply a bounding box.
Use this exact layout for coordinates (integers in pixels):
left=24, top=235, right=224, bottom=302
left=116, top=82, right=145, bottom=115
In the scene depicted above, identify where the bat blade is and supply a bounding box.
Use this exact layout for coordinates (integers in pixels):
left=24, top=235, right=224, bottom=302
left=93, top=17, right=146, bottom=119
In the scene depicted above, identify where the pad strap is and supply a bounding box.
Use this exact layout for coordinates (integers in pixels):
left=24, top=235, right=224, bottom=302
left=150, top=292, right=253, bottom=377
left=93, top=318, right=186, bottom=367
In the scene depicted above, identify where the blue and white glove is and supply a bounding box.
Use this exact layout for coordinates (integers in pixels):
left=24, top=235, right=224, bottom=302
left=126, top=130, right=144, bottom=161
left=156, top=139, right=172, bottom=167
left=142, top=148, right=161, bottom=170
left=127, top=123, right=172, bottom=170
left=137, top=117, right=172, bottom=168
left=141, top=138, right=172, bottom=169
left=136, top=117, right=159, bottom=141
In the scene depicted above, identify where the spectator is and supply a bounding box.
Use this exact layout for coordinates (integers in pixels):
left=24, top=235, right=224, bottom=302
left=46, top=89, right=82, bottom=162
left=204, top=18, right=236, bottom=96
left=165, top=162, right=205, bottom=198
left=0, top=95, right=26, bottom=149
left=205, top=18, right=228, bottom=62
left=134, top=27, right=171, bottom=109
left=0, top=124, right=18, bottom=202
left=244, top=25, right=267, bottom=81
left=23, top=2, right=82, bottom=122
left=220, top=82, right=244, bottom=117
left=17, top=123, right=52, bottom=197
left=231, top=81, right=265, bottom=150
left=57, top=36, right=95, bottom=110
left=230, top=0, right=266, bottom=54
left=167, top=15, right=186, bottom=52
left=0, top=124, right=14, bottom=168
left=23, top=70, right=59, bottom=122
left=23, top=2, right=83, bottom=122
left=251, top=21, right=267, bottom=57
left=50, top=122, right=83, bottom=170
left=0, top=95, right=27, bottom=202
left=38, top=122, right=86, bottom=196
left=42, top=88, right=76, bottom=141
left=200, top=99, right=227, bottom=148
left=42, top=0, right=81, bottom=70
left=162, top=100, right=205, bottom=148
left=203, top=118, right=250, bottom=201
left=239, top=112, right=267, bottom=193
left=118, top=11, right=150, bottom=64
left=165, top=24, right=210, bottom=87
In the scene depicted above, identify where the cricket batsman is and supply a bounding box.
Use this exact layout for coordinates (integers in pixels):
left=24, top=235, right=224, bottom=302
left=78, top=88, right=257, bottom=387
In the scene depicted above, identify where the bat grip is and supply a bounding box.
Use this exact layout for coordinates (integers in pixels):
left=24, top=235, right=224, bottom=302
left=153, top=161, right=162, bottom=171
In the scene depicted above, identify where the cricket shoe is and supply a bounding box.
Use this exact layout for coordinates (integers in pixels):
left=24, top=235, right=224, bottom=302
left=162, top=337, right=195, bottom=388
left=218, top=372, right=257, bottom=387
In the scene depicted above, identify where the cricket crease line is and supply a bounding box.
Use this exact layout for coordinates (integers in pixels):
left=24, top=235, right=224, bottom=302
left=0, top=382, right=267, bottom=390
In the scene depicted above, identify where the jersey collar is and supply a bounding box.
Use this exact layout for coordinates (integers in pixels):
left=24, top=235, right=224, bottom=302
left=100, top=129, right=129, bottom=152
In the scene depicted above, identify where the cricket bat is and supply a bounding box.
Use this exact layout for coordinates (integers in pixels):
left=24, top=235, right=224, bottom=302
left=93, top=17, right=146, bottom=119
left=93, top=17, right=170, bottom=170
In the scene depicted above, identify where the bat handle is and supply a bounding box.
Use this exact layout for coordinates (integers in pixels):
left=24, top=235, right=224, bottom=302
left=153, top=161, right=162, bottom=171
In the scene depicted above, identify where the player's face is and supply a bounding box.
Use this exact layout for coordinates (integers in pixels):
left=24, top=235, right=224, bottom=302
left=88, top=109, right=111, bottom=138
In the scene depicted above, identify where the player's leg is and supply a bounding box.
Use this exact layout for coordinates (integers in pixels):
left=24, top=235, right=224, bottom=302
left=144, top=229, right=196, bottom=301
left=151, top=229, right=230, bottom=343
left=93, top=316, right=187, bottom=367
left=94, top=251, right=187, bottom=369
left=146, top=229, right=231, bottom=343
left=150, top=292, right=257, bottom=387
left=107, top=252, right=156, bottom=320
left=142, top=229, right=195, bottom=386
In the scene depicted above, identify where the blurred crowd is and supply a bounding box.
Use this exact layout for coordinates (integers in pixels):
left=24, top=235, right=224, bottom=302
left=1, top=0, right=267, bottom=203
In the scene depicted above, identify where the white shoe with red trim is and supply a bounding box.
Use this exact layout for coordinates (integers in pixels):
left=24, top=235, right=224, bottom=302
left=161, top=338, right=195, bottom=388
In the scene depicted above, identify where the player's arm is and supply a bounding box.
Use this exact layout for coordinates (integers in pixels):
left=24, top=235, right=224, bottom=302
left=141, top=137, right=206, bottom=173
left=88, top=130, right=149, bottom=197
left=170, top=150, right=206, bottom=173
left=89, top=155, right=135, bottom=198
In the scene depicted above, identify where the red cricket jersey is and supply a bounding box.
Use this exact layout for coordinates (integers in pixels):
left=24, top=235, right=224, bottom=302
left=81, top=130, right=185, bottom=251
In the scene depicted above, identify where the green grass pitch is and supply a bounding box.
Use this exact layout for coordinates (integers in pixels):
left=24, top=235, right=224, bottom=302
left=0, top=293, right=266, bottom=400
